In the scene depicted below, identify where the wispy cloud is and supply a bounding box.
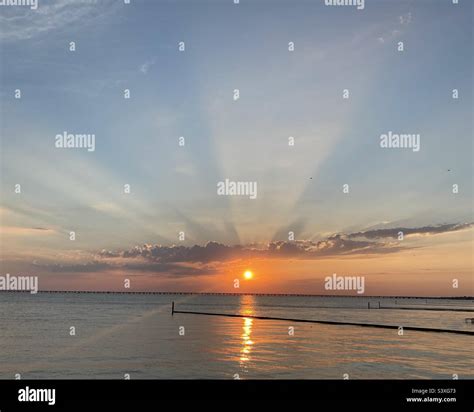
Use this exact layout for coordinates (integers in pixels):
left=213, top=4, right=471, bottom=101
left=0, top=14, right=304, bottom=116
left=139, top=59, right=156, bottom=74
left=34, top=260, right=109, bottom=273
left=377, top=11, right=413, bottom=44
left=399, top=12, right=413, bottom=25
left=346, top=223, right=472, bottom=240
left=0, top=226, right=56, bottom=236
left=0, top=0, right=121, bottom=42
left=32, top=257, right=216, bottom=278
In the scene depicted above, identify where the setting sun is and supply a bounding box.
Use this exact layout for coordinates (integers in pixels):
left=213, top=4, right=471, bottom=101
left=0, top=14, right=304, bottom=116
left=243, top=270, right=253, bottom=280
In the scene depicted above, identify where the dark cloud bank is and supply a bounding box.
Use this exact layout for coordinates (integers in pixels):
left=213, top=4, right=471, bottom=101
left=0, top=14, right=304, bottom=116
left=33, top=223, right=471, bottom=277
left=91, top=223, right=472, bottom=273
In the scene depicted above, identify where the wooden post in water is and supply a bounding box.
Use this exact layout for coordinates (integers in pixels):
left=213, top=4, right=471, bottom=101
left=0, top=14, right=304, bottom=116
left=172, top=301, right=175, bottom=316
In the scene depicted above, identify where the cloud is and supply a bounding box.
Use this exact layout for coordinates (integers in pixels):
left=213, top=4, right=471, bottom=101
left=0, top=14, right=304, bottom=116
left=24, top=222, right=472, bottom=278
left=377, top=12, right=412, bottom=45
left=100, top=242, right=244, bottom=263
left=0, top=0, right=121, bottom=42
left=33, top=257, right=216, bottom=278
left=118, top=261, right=215, bottom=277
left=0, top=226, right=56, bottom=236
left=97, top=222, right=472, bottom=265
left=346, top=223, right=472, bottom=240
left=96, top=236, right=385, bottom=263
left=399, top=12, right=413, bottom=25
left=34, top=261, right=109, bottom=273
left=139, top=59, right=156, bottom=74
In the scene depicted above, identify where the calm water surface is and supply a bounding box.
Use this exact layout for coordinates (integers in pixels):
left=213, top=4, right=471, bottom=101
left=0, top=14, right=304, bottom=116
left=0, top=293, right=472, bottom=379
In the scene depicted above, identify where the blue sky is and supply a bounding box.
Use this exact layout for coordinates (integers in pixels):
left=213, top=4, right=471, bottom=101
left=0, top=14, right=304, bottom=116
left=0, top=0, right=472, bottom=293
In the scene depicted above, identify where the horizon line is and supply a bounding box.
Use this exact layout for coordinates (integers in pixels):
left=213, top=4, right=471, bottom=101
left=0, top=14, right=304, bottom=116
left=0, top=290, right=473, bottom=300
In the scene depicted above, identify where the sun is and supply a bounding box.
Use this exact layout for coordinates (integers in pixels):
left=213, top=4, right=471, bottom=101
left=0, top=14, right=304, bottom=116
left=243, top=270, right=253, bottom=280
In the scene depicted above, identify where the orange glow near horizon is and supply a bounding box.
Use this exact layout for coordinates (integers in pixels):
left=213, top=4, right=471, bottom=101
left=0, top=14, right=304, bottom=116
left=0, top=228, right=472, bottom=296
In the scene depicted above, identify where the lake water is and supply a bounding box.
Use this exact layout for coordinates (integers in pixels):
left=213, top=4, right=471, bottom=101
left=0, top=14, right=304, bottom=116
left=0, top=293, right=472, bottom=379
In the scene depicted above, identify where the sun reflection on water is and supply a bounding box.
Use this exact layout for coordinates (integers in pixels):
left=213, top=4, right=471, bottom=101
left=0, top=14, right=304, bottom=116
left=239, top=295, right=255, bottom=367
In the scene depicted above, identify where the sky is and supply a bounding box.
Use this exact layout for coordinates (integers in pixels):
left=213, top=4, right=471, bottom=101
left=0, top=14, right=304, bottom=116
left=0, top=0, right=472, bottom=296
